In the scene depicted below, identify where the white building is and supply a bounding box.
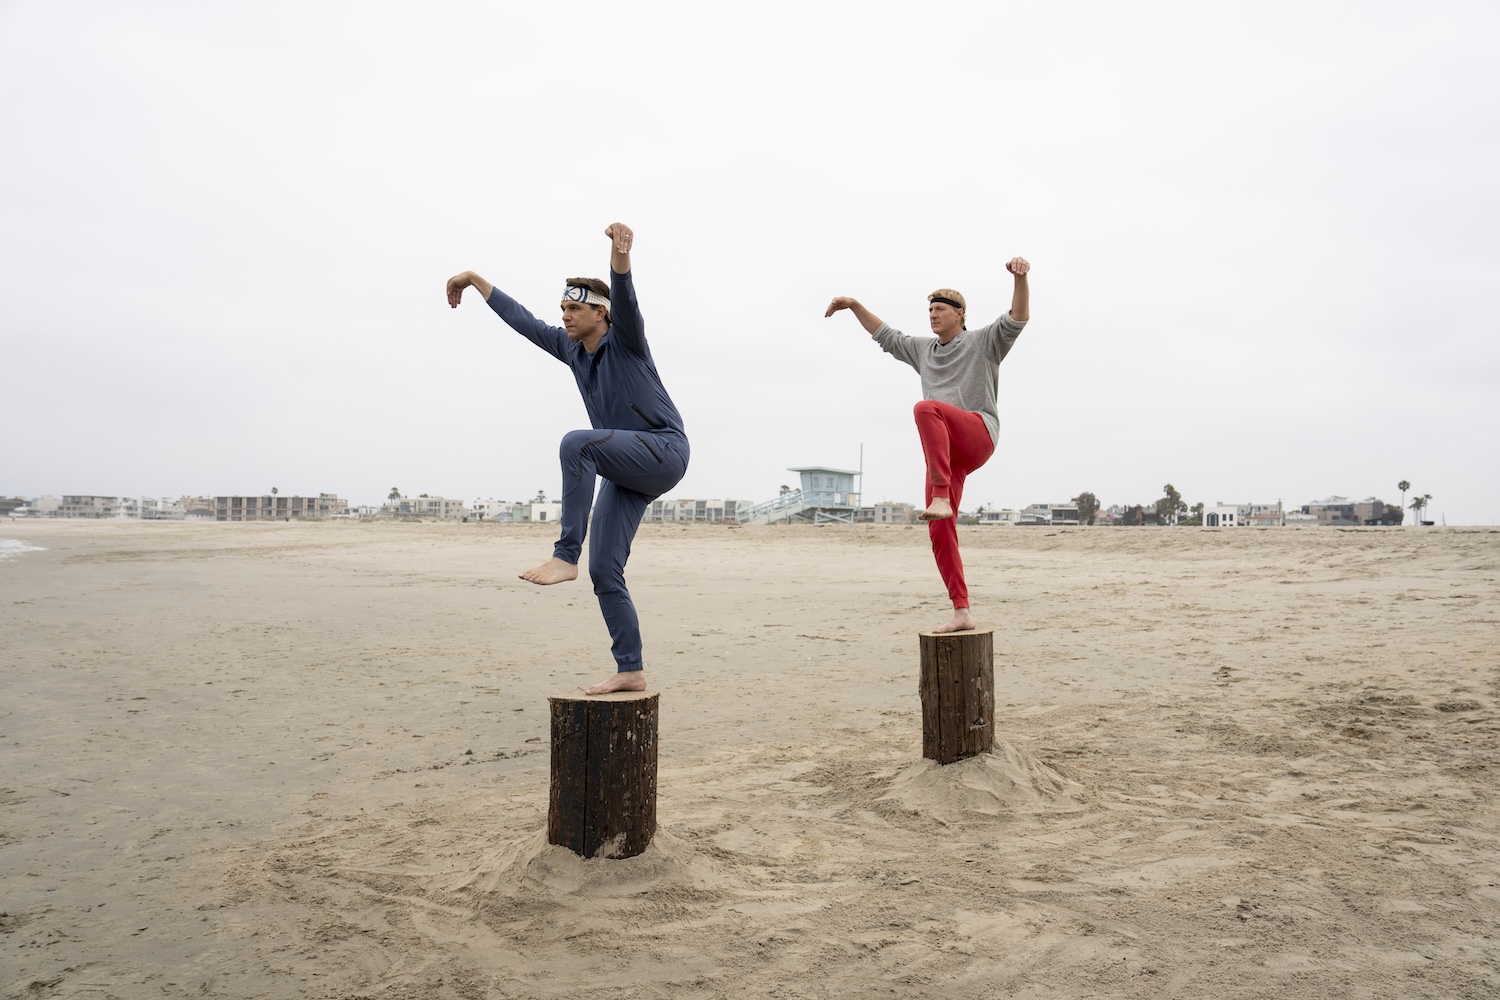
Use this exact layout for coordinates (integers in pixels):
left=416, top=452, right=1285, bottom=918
left=646, top=498, right=746, bottom=522
left=511, top=500, right=562, bottom=523
left=1020, top=502, right=1078, bottom=525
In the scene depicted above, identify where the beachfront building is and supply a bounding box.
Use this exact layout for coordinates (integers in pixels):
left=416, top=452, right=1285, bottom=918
left=113, top=496, right=186, bottom=519
left=54, top=495, right=117, bottom=517
left=1354, top=497, right=1403, bottom=526
left=181, top=497, right=216, bottom=521
left=1204, top=503, right=1240, bottom=528
left=382, top=495, right=467, bottom=520
left=215, top=493, right=350, bottom=522
left=1244, top=502, right=1285, bottom=527
left=977, top=508, right=1022, bottom=526
left=870, top=501, right=918, bottom=525
left=510, top=499, right=562, bottom=523
left=645, top=498, right=745, bottom=523
left=1019, top=502, right=1079, bottom=526
left=1302, top=496, right=1358, bottom=526
left=469, top=498, right=513, bottom=522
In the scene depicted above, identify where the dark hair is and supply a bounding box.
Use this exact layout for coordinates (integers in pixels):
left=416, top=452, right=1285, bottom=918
left=566, top=276, right=609, bottom=298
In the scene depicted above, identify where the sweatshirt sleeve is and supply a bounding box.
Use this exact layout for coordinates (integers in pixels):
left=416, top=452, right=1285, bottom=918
left=486, top=286, right=571, bottom=363
left=872, top=322, right=923, bottom=372
left=975, top=312, right=1025, bottom=365
left=607, top=269, right=650, bottom=359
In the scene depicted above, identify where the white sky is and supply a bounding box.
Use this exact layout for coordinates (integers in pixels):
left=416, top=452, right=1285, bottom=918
left=2, top=1, right=1496, bottom=523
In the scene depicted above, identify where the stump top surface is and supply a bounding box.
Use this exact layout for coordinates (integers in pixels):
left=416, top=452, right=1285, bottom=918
left=918, top=628, right=994, bottom=639
left=548, top=690, right=659, bottom=705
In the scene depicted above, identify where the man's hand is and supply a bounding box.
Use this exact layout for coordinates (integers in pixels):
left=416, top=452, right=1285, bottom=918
left=824, top=296, right=857, bottom=318
left=606, top=222, right=633, bottom=274
left=605, top=223, right=634, bottom=254
left=446, top=271, right=493, bottom=308
left=1006, top=258, right=1030, bottom=322
left=825, top=295, right=884, bottom=333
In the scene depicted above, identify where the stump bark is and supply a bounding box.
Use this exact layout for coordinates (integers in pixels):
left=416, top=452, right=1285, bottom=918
left=919, top=629, right=995, bottom=764
left=547, top=690, right=658, bottom=859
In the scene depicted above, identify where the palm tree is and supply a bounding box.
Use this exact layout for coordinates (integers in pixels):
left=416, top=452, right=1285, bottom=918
left=388, top=487, right=401, bottom=501
left=1410, top=493, right=1432, bottom=524
left=1398, top=480, right=1410, bottom=518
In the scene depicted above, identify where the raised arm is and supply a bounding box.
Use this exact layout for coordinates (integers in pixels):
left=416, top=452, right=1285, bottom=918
left=824, top=296, right=885, bottom=334
left=607, top=222, right=632, bottom=275
left=603, top=222, right=649, bottom=357
left=1006, top=257, right=1030, bottom=323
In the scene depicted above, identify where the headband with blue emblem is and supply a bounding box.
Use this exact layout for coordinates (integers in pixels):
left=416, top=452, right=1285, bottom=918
left=562, top=284, right=610, bottom=310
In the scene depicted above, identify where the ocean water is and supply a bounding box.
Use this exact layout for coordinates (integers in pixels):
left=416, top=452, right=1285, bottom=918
left=0, top=539, right=46, bottom=559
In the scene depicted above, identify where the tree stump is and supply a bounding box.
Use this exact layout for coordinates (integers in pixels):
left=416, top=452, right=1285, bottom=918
left=919, top=629, right=995, bottom=764
left=547, top=690, right=658, bottom=859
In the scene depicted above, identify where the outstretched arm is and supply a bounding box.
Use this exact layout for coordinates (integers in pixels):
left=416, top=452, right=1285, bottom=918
left=448, top=269, right=569, bottom=362
left=446, top=271, right=494, bottom=308
left=824, top=296, right=885, bottom=334
left=1006, top=257, right=1030, bottom=323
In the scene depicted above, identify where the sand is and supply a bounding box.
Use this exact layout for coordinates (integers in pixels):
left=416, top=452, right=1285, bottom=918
left=1, top=519, right=1497, bottom=998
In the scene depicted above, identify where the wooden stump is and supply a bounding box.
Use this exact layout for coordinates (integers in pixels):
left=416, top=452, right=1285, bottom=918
left=547, top=690, right=658, bottom=859
left=919, top=629, right=995, bottom=764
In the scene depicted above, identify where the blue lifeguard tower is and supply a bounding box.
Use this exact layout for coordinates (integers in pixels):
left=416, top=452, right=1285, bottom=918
left=736, top=466, right=861, bottom=525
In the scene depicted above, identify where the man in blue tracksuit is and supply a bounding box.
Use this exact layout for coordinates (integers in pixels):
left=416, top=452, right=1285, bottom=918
left=446, top=223, right=689, bottom=694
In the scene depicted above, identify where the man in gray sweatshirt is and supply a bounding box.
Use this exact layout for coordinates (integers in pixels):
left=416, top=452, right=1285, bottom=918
left=825, top=258, right=1030, bottom=633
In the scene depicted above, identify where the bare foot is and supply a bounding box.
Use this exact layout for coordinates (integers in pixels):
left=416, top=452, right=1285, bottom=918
left=919, top=497, right=954, bottom=521
left=932, top=608, right=977, bottom=633
left=519, top=557, right=578, bottom=586
left=584, top=671, right=647, bottom=695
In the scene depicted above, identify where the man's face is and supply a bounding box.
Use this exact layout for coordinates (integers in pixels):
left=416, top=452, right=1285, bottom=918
left=560, top=301, right=608, bottom=341
left=929, top=301, right=964, bottom=342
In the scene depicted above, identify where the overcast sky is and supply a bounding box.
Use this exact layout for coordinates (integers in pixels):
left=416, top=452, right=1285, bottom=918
left=3, top=1, right=1496, bottom=523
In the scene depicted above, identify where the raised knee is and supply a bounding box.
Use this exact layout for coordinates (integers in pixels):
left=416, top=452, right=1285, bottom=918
left=560, top=429, right=594, bottom=458
left=913, top=399, right=941, bottom=420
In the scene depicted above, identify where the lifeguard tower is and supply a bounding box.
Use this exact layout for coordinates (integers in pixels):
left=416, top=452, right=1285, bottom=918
left=736, top=466, right=860, bottom=525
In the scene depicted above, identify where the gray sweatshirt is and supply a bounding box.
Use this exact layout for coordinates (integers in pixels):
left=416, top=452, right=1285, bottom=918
left=872, top=313, right=1027, bottom=444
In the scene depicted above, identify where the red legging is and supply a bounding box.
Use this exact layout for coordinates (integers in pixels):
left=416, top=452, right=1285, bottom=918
left=913, top=400, right=994, bottom=609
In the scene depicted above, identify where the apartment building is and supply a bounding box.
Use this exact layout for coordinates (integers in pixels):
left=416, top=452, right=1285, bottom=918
left=867, top=501, right=918, bottom=524
left=215, top=493, right=349, bottom=521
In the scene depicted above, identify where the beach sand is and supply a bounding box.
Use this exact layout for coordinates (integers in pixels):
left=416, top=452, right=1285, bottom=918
left=2, top=520, right=1497, bottom=998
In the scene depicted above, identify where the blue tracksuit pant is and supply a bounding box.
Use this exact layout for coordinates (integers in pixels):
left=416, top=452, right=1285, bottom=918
left=554, top=426, right=688, bottom=672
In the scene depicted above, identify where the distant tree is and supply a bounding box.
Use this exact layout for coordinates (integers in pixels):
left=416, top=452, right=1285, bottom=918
left=388, top=487, right=401, bottom=501
left=1398, top=479, right=1410, bottom=515
left=1154, top=483, right=1186, bottom=525
left=271, top=486, right=278, bottom=497
left=1072, top=491, right=1100, bottom=526
left=1182, top=501, right=1205, bottom=527
left=779, top=484, right=791, bottom=495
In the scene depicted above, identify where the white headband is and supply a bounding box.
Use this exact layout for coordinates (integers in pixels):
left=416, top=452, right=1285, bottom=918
left=562, top=285, right=610, bottom=310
